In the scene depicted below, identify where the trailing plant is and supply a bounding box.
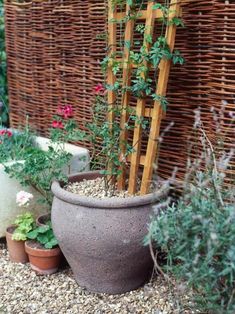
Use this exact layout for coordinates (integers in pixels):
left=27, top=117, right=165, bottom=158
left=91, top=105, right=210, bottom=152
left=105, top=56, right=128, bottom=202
left=0, top=0, right=8, bottom=125
left=27, top=222, right=58, bottom=249
left=145, top=123, right=235, bottom=313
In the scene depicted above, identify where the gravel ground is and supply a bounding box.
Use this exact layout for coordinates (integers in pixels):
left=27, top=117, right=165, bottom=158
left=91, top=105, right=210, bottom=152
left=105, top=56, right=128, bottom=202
left=0, top=242, right=196, bottom=314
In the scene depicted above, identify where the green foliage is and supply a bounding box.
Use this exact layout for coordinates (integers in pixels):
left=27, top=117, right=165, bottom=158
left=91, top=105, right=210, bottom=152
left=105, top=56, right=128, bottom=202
left=94, top=1, right=184, bottom=182
left=27, top=221, right=58, bottom=249
left=3, top=111, right=85, bottom=206
left=0, top=127, right=33, bottom=163
left=5, top=145, right=72, bottom=206
left=0, top=0, right=8, bottom=125
left=12, top=212, right=34, bottom=241
left=146, top=161, right=235, bottom=313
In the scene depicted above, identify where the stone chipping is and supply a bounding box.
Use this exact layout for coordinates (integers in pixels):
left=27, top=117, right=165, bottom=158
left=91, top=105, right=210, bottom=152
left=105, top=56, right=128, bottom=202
left=0, top=243, right=196, bottom=314
left=65, top=178, right=132, bottom=199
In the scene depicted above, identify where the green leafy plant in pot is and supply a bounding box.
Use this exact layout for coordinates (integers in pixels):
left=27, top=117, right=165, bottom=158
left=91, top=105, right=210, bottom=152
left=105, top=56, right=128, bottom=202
left=25, top=222, right=62, bottom=275
left=6, top=191, right=34, bottom=263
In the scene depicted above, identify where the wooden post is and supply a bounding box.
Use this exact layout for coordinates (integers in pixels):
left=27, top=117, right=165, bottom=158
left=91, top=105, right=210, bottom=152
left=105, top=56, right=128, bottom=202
left=140, top=0, right=181, bottom=194
left=107, top=1, right=117, bottom=176
left=128, top=1, right=155, bottom=194
left=117, top=3, right=135, bottom=191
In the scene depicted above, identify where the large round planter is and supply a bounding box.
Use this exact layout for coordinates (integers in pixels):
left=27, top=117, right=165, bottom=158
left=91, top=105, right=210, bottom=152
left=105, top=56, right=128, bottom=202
left=6, top=225, right=29, bottom=264
left=51, top=171, right=165, bottom=294
left=25, top=241, right=62, bottom=275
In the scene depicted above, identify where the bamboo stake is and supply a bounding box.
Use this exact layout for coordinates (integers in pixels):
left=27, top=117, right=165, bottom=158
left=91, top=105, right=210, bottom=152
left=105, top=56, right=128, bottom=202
left=107, top=1, right=117, bottom=176
left=117, top=3, right=135, bottom=191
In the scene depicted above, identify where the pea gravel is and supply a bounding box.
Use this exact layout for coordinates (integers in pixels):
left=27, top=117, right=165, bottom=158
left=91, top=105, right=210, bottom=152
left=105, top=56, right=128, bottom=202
left=0, top=242, right=196, bottom=314
left=65, top=178, right=132, bottom=199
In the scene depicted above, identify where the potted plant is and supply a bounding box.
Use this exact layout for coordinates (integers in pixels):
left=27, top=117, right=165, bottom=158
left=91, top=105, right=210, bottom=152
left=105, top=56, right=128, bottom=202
left=6, top=191, right=34, bottom=263
left=0, top=110, right=89, bottom=237
left=51, top=0, right=183, bottom=294
left=25, top=222, right=62, bottom=275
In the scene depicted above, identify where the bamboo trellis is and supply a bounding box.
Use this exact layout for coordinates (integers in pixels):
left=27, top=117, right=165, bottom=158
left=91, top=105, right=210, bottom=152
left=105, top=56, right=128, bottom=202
left=107, top=0, right=182, bottom=195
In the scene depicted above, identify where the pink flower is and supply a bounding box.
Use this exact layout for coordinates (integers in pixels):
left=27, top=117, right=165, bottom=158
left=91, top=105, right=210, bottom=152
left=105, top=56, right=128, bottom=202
left=56, top=106, right=64, bottom=116
left=0, top=129, right=13, bottom=137
left=16, top=191, right=34, bottom=207
left=57, top=105, right=73, bottom=119
left=7, top=130, right=13, bottom=137
left=52, top=120, right=64, bottom=129
left=63, top=105, right=73, bottom=118
left=94, top=83, right=105, bottom=95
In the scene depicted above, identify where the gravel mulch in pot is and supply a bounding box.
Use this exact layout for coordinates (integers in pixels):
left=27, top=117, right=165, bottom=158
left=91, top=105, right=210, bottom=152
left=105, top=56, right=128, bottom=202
left=0, top=243, right=196, bottom=314
left=65, top=177, right=132, bottom=199
left=64, top=177, right=160, bottom=199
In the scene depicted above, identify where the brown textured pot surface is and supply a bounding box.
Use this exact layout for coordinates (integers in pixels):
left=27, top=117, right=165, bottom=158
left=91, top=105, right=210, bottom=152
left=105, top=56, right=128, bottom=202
left=6, top=226, right=29, bottom=264
left=36, top=213, right=51, bottom=226
left=25, top=241, right=62, bottom=275
left=51, top=171, right=163, bottom=294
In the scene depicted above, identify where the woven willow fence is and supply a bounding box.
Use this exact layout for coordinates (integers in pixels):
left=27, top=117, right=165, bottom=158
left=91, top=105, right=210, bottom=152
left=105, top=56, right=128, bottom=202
left=4, top=0, right=235, bottom=186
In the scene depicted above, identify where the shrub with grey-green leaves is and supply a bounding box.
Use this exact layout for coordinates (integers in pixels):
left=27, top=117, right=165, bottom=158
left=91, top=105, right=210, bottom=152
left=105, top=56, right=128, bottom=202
left=146, top=140, right=235, bottom=313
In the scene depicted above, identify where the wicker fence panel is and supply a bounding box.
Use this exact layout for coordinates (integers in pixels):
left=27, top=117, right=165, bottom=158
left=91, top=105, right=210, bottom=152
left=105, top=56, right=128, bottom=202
left=158, top=0, right=215, bottom=182
left=5, top=0, right=107, bottom=150
left=209, top=0, right=235, bottom=184
left=4, top=0, right=235, bottom=185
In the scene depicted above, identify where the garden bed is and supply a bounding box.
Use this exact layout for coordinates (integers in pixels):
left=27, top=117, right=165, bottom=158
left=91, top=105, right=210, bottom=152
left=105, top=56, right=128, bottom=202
left=0, top=242, right=195, bottom=314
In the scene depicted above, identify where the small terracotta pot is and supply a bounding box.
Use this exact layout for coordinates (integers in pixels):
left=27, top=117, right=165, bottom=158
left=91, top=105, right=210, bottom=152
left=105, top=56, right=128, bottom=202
left=25, top=240, right=62, bottom=275
left=36, top=213, right=51, bottom=226
left=36, top=213, right=68, bottom=268
left=6, top=225, right=29, bottom=264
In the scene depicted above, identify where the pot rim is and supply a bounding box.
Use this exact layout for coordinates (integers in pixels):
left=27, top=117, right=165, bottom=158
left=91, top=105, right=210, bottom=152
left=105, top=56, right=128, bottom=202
left=25, top=240, right=61, bottom=257
left=51, top=171, right=168, bottom=209
left=6, top=224, right=17, bottom=235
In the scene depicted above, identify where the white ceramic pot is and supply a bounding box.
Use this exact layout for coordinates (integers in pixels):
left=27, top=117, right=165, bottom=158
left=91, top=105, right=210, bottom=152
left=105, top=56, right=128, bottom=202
left=0, top=136, right=89, bottom=237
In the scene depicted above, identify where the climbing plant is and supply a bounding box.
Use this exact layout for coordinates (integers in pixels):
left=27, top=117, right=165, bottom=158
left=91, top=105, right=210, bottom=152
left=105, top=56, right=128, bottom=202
left=0, top=0, right=8, bottom=125
left=88, top=0, right=184, bottom=194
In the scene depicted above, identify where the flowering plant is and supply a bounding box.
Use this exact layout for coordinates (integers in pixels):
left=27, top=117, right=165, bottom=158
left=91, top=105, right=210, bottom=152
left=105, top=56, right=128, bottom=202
left=3, top=107, right=85, bottom=206
left=16, top=191, right=34, bottom=207
left=0, top=126, right=32, bottom=163
left=12, top=191, right=35, bottom=241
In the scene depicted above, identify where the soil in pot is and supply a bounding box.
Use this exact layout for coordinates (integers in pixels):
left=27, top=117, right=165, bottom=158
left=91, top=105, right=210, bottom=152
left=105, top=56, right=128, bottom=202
left=6, top=225, right=29, bottom=264
left=52, top=171, right=167, bottom=294
left=25, top=240, right=62, bottom=275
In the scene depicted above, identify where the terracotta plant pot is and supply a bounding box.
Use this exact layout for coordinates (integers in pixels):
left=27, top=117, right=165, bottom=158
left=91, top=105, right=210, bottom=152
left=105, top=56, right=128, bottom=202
left=36, top=212, right=69, bottom=268
left=36, top=213, right=51, bottom=226
left=25, top=240, right=62, bottom=275
left=6, top=225, right=29, bottom=264
left=51, top=171, right=166, bottom=294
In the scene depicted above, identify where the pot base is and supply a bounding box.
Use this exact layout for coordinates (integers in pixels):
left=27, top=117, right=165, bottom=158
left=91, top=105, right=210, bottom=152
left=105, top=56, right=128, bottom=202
left=73, top=268, right=152, bottom=295
left=25, top=241, right=62, bottom=276
left=30, top=263, right=58, bottom=275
